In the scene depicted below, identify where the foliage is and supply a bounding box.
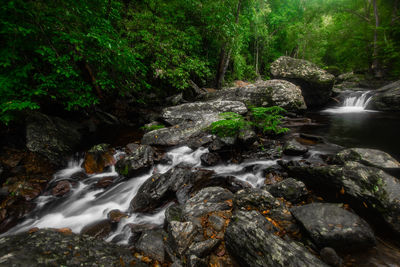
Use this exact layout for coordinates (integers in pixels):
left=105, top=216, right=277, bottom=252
left=250, top=106, right=289, bottom=135
left=140, top=124, right=165, bottom=132
left=209, top=112, right=248, bottom=138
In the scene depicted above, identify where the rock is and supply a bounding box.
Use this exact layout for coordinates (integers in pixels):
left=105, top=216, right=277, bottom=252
left=135, top=230, right=166, bottom=262
left=182, top=187, right=233, bottom=223
left=268, top=178, right=308, bottom=203
left=367, top=80, right=400, bottom=111
left=0, top=229, right=135, bottom=266
left=225, top=210, right=328, bottom=267
left=286, top=161, right=400, bottom=234
left=142, top=100, right=247, bottom=146
left=167, top=221, right=197, bottom=256
left=107, top=209, right=127, bottom=223
left=238, top=127, right=257, bottom=145
left=26, top=112, right=82, bottom=166
left=187, top=255, right=208, bottom=267
left=80, top=219, right=112, bottom=239
left=116, top=144, right=155, bottom=177
left=202, top=80, right=307, bottom=112
left=188, top=239, right=221, bottom=258
left=233, top=188, right=280, bottom=211
left=83, top=144, right=115, bottom=174
left=165, top=204, right=183, bottom=225
left=191, top=175, right=252, bottom=194
left=95, top=176, right=114, bottom=188
left=270, top=56, right=335, bottom=107
left=200, top=153, right=221, bottom=166
left=335, top=148, right=400, bottom=170
left=130, top=165, right=214, bottom=213
left=320, top=247, right=343, bottom=267
left=51, top=180, right=71, bottom=197
left=283, top=139, right=308, bottom=156
left=208, top=214, right=226, bottom=231
left=291, top=203, right=375, bottom=250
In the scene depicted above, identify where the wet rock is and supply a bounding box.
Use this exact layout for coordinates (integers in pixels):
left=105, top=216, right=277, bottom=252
left=188, top=239, right=221, bottom=258
left=208, top=214, right=226, bottom=231
left=107, top=209, right=127, bottom=223
left=201, top=80, right=307, bottom=112
left=238, top=127, right=257, bottom=145
left=80, top=219, right=112, bottom=239
left=83, top=144, right=116, bottom=174
left=142, top=100, right=247, bottom=146
left=165, top=204, right=183, bottom=225
left=270, top=56, right=335, bottom=107
left=191, top=175, right=252, bottom=194
left=367, top=80, right=400, bottom=111
left=167, top=221, right=197, bottom=256
left=268, top=178, right=308, bottom=203
left=26, top=112, right=81, bottom=166
left=127, top=223, right=161, bottom=244
left=135, top=229, right=166, bottom=262
left=291, top=203, right=375, bottom=250
left=116, top=144, right=155, bottom=177
left=0, top=199, right=35, bottom=234
left=200, top=153, right=221, bottom=166
left=225, top=210, right=327, bottom=267
left=187, top=254, right=208, bottom=267
left=0, top=229, right=135, bottom=266
left=286, top=161, right=400, bottom=234
left=182, top=187, right=233, bottom=223
left=70, top=171, right=88, bottom=180
left=95, top=176, right=114, bottom=188
left=52, top=180, right=71, bottom=197
left=283, top=139, right=308, bottom=156
left=334, top=148, right=400, bottom=170
left=233, top=188, right=280, bottom=211
left=130, top=165, right=213, bottom=213
left=320, top=247, right=342, bottom=267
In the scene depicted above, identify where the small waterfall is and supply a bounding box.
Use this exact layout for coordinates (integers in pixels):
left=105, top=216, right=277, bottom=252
left=323, top=91, right=374, bottom=113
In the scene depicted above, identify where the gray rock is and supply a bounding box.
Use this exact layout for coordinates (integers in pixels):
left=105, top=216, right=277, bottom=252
left=367, top=80, right=400, bottom=111
left=165, top=204, right=183, bottom=225
left=187, top=254, right=208, bottom=267
left=201, top=80, right=306, bottom=112
left=238, top=127, right=257, bottom=145
left=225, top=210, right=328, bottom=267
left=208, top=214, right=226, bottom=231
left=80, top=219, right=112, bottom=239
left=200, top=153, right=221, bottom=166
left=233, top=188, right=280, bottom=210
left=291, top=203, right=376, bottom=250
left=320, top=247, right=342, bottom=267
left=335, top=148, right=400, bottom=170
left=167, top=221, right=197, bottom=256
left=188, top=238, right=221, bottom=258
left=270, top=56, right=335, bottom=107
left=116, top=144, right=155, bottom=177
left=135, top=230, right=166, bottom=262
left=286, top=161, right=400, bottom=234
left=26, top=112, right=81, bottom=166
left=268, top=178, right=308, bottom=203
left=0, top=229, right=135, bottom=266
left=182, top=187, right=233, bottom=223
left=283, top=139, right=308, bottom=156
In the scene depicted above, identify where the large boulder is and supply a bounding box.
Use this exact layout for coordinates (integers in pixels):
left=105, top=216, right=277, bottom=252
left=142, top=100, right=247, bottom=146
left=367, top=80, right=400, bottom=111
left=0, top=229, right=135, bottom=266
left=83, top=144, right=116, bottom=174
left=291, top=203, right=376, bottom=250
left=26, top=112, right=82, bottom=166
left=334, top=148, right=400, bottom=170
left=201, top=80, right=307, bottom=112
left=286, top=161, right=400, bottom=234
left=225, top=210, right=327, bottom=267
left=116, top=144, right=155, bottom=177
left=270, top=56, right=335, bottom=107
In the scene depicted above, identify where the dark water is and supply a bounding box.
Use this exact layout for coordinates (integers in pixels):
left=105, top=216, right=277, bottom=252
left=300, top=111, right=400, bottom=161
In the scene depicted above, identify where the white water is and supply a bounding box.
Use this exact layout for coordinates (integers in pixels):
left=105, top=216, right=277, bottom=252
left=323, top=91, right=375, bottom=113
left=3, top=146, right=277, bottom=244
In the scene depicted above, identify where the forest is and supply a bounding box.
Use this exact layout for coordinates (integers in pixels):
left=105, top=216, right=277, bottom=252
left=1, top=0, right=400, bottom=124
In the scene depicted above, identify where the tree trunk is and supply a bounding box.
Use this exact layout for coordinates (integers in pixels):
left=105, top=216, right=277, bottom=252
left=215, top=0, right=241, bottom=89
left=371, top=0, right=383, bottom=77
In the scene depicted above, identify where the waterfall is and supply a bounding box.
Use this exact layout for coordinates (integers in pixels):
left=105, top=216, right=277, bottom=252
left=323, top=91, right=374, bottom=113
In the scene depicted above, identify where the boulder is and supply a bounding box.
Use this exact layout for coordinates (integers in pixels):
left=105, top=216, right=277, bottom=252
left=0, top=229, right=135, bottom=266
left=26, top=112, right=82, bottom=166
left=233, top=188, right=280, bottom=211
left=83, top=144, right=116, bottom=174
left=80, top=219, right=112, bottom=239
left=188, top=239, right=221, bottom=258
left=291, top=203, right=376, bottom=250
left=142, top=100, right=247, bottom=146
left=167, top=221, right=197, bottom=256
left=135, top=229, right=166, bottom=262
left=200, top=152, right=221, bottom=166
left=51, top=180, right=71, bottom=197
left=283, top=139, right=308, bottom=156
left=268, top=178, right=308, bottom=203
left=320, top=247, right=342, bottom=267
left=201, top=80, right=307, bottom=112
left=286, top=161, right=400, bottom=234
left=224, top=210, right=327, bottom=267
left=367, top=80, right=400, bottom=111
left=270, top=56, right=335, bottom=107
left=116, top=144, right=155, bottom=177
left=335, top=148, right=400, bottom=170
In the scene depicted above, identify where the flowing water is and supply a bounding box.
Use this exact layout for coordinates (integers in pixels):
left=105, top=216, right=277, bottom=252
left=2, top=146, right=277, bottom=244
left=322, top=91, right=374, bottom=113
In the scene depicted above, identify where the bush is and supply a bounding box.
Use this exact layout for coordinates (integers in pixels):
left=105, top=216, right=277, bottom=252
left=209, top=112, right=248, bottom=138
left=250, top=106, right=289, bottom=135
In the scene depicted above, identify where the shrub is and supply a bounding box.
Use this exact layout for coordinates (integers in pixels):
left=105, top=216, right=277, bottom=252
left=209, top=112, right=248, bottom=138
left=250, top=106, right=289, bottom=135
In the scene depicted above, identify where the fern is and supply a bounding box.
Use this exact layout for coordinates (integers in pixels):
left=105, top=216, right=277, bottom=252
left=210, top=112, right=248, bottom=138
left=250, top=106, right=289, bottom=135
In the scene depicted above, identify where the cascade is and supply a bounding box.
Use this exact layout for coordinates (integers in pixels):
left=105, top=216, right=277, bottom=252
left=323, top=91, right=374, bottom=113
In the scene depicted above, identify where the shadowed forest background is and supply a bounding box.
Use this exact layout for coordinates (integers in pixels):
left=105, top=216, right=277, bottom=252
left=1, top=0, right=399, bottom=124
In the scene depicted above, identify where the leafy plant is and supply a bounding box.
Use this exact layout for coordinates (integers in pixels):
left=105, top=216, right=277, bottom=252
left=209, top=112, right=248, bottom=138
left=140, top=124, right=165, bottom=132
left=250, top=106, right=289, bottom=135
